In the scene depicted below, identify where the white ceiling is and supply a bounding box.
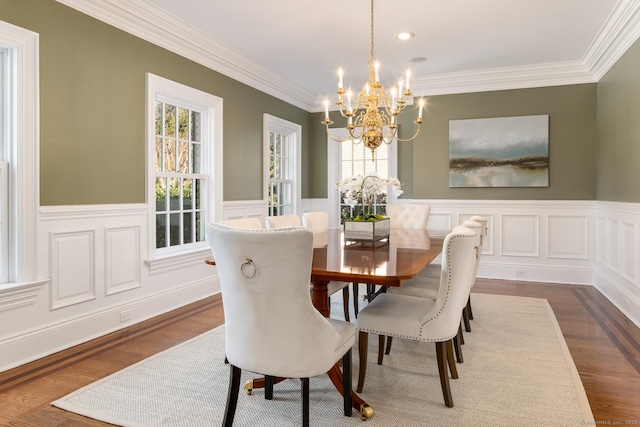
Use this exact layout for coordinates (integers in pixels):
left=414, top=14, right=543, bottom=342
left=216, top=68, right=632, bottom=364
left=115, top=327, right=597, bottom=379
left=145, top=0, right=621, bottom=93
left=59, top=0, right=640, bottom=110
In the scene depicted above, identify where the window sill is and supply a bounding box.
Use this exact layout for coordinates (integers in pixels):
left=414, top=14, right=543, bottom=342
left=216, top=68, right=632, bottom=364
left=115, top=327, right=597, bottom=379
left=145, top=247, right=212, bottom=276
left=0, top=279, right=49, bottom=313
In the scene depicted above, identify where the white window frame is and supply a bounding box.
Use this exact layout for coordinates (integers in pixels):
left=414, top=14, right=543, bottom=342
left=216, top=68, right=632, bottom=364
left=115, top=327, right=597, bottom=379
left=263, top=114, right=301, bottom=217
left=0, top=20, right=43, bottom=297
left=145, top=73, right=223, bottom=264
left=327, top=128, right=398, bottom=229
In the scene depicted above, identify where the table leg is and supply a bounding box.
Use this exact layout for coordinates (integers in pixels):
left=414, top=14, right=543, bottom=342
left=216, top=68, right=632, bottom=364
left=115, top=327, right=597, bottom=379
left=311, top=278, right=373, bottom=420
left=311, top=279, right=330, bottom=317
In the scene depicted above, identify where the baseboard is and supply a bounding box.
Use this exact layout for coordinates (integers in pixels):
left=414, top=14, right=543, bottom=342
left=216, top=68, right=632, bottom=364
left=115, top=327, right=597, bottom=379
left=594, top=269, right=640, bottom=328
left=479, top=262, right=594, bottom=285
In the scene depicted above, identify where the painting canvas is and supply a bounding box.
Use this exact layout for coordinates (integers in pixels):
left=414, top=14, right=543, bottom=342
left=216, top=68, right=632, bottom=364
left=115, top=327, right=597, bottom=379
left=449, top=115, right=549, bottom=187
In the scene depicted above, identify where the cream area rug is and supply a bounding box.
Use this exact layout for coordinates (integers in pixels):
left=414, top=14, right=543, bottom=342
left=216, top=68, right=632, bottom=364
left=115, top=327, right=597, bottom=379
left=52, top=293, right=594, bottom=426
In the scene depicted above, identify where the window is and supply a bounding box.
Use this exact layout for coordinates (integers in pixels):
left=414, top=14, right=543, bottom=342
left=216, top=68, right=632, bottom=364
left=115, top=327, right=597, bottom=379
left=0, top=21, right=40, bottom=292
left=146, top=74, right=223, bottom=260
left=263, top=114, right=301, bottom=217
left=339, top=141, right=391, bottom=222
left=1, top=48, right=7, bottom=283
left=327, top=128, right=397, bottom=229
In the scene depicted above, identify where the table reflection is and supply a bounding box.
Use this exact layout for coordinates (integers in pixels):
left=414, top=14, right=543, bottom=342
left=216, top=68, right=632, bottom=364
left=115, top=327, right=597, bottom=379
left=311, top=228, right=442, bottom=282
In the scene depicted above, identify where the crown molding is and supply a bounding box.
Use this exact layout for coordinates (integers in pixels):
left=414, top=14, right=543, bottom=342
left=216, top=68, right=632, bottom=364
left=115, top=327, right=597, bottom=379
left=57, top=0, right=640, bottom=112
left=583, top=0, right=640, bottom=80
left=55, top=0, right=316, bottom=111
left=409, top=60, right=597, bottom=97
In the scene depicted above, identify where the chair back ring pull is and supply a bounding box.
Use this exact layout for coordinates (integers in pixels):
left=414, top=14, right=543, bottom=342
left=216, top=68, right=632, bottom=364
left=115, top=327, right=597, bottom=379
left=240, top=258, right=257, bottom=278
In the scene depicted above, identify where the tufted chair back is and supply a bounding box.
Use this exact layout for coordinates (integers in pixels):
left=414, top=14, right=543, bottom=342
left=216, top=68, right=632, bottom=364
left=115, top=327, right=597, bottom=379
left=265, top=214, right=301, bottom=229
left=219, top=218, right=263, bottom=229
left=301, top=211, right=330, bottom=234
left=423, top=226, right=477, bottom=341
left=207, top=224, right=355, bottom=378
left=385, top=204, right=431, bottom=229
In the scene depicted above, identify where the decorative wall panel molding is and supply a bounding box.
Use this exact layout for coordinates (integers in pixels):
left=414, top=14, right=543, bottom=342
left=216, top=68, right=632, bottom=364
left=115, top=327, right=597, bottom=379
left=547, top=215, right=588, bottom=259
left=501, top=215, right=540, bottom=257
left=50, top=230, right=96, bottom=310
left=594, top=201, right=640, bottom=327
left=105, top=226, right=141, bottom=295
left=222, top=200, right=266, bottom=224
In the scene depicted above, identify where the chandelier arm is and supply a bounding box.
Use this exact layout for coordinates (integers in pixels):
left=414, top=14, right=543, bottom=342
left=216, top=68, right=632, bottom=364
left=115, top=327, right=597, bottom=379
left=394, top=124, right=421, bottom=143
left=324, top=123, right=366, bottom=143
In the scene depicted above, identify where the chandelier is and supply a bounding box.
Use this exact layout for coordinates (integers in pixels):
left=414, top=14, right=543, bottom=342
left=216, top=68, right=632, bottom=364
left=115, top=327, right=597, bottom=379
left=323, top=0, right=424, bottom=161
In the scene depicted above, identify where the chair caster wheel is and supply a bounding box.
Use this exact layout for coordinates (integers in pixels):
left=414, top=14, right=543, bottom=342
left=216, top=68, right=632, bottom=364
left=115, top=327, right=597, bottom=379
left=243, top=380, right=253, bottom=395
left=360, top=403, right=373, bottom=420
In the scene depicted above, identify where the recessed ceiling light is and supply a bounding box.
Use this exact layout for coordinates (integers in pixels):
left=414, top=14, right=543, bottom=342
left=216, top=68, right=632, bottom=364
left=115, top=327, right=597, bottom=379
left=396, top=32, right=415, bottom=41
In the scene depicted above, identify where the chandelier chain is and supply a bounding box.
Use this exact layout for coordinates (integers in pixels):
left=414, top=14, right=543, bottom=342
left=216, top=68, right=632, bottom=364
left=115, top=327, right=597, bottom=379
left=370, top=0, right=375, bottom=64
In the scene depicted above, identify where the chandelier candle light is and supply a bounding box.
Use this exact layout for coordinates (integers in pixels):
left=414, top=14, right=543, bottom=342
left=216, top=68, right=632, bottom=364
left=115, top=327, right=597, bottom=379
left=323, top=0, right=424, bottom=161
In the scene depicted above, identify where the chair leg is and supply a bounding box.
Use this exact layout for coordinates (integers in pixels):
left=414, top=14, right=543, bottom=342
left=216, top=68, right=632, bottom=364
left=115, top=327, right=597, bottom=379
left=366, top=285, right=374, bottom=302
left=342, top=349, right=352, bottom=416
left=385, top=336, right=393, bottom=355
left=435, top=342, right=454, bottom=408
left=301, top=377, right=310, bottom=427
left=446, top=339, right=459, bottom=379
left=453, top=325, right=464, bottom=364
left=463, top=306, right=471, bottom=333
left=356, top=331, right=368, bottom=393
left=223, top=364, right=242, bottom=427
left=352, top=282, right=359, bottom=319
left=467, top=295, right=474, bottom=320
left=265, top=375, right=274, bottom=400
left=341, top=287, right=350, bottom=322
left=377, top=335, right=385, bottom=365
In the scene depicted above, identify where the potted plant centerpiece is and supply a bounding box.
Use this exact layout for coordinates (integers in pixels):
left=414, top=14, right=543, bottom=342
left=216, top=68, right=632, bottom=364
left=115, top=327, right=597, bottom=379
left=337, top=174, right=403, bottom=243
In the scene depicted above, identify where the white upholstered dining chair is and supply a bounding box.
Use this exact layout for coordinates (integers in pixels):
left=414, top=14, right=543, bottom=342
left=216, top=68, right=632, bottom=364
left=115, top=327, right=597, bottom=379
left=388, top=219, right=483, bottom=333
left=385, top=203, right=431, bottom=229
left=302, top=211, right=357, bottom=321
left=265, top=214, right=302, bottom=229
left=355, top=226, right=477, bottom=408
left=219, top=218, right=263, bottom=229
left=207, top=224, right=355, bottom=426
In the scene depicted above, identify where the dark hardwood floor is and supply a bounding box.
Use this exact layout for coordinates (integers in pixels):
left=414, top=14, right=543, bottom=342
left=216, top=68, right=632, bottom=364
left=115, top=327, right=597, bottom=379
left=1, top=279, right=639, bottom=425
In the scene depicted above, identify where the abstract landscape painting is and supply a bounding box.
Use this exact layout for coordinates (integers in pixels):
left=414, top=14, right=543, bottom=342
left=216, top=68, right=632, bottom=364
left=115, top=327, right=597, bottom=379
left=449, top=115, right=549, bottom=187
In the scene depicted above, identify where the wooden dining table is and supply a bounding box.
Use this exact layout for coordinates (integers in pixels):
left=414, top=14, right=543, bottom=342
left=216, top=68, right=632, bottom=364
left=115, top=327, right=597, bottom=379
left=307, top=227, right=444, bottom=419
left=205, top=227, right=445, bottom=420
left=310, top=228, right=445, bottom=317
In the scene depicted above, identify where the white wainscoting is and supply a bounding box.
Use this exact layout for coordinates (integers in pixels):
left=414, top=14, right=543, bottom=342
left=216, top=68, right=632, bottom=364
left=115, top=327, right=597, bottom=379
left=308, top=198, right=597, bottom=286
left=594, top=201, right=640, bottom=327
left=222, top=200, right=266, bottom=224
left=2, top=198, right=637, bottom=373
left=425, top=199, right=596, bottom=286
left=0, top=204, right=217, bottom=372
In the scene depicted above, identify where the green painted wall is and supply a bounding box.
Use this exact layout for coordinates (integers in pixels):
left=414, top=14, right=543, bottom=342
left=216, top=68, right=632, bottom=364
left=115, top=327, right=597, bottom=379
left=0, top=0, right=310, bottom=205
left=0, top=1, right=622, bottom=205
left=596, top=37, right=640, bottom=203
left=310, top=85, right=597, bottom=200
left=412, top=84, right=597, bottom=200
